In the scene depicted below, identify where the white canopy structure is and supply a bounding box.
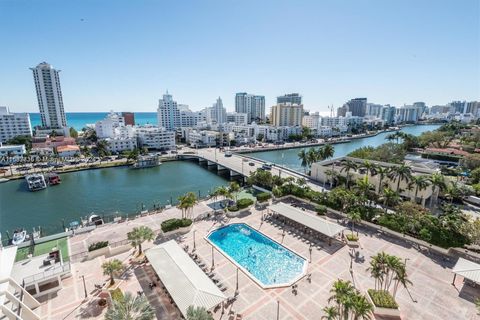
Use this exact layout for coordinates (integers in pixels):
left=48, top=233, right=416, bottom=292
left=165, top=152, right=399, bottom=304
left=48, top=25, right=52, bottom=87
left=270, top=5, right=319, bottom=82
left=145, top=240, right=226, bottom=317
left=269, top=202, right=346, bottom=238
left=452, top=257, right=480, bottom=284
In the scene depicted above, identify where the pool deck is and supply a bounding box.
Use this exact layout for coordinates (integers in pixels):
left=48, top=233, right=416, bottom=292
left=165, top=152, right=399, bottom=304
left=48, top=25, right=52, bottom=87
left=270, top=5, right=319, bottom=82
left=33, top=198, right=479, bottom=320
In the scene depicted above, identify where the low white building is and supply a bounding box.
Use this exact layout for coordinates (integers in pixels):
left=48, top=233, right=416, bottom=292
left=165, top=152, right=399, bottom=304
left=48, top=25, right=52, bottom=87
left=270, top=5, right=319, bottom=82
left=0, top=106, right=32, bottom=143
left=135, top=125, right=175, bottom=150
left=56, top=145, right=80, bottom=157
left=185, top=129, right=218, bottom=147
left=94, top=111, right=126, bottom=139
left=0, top=144, right=26, bottom=159
left=226, top=112, right=248, bottom=126
left=105, top=137, right=138, bottom=153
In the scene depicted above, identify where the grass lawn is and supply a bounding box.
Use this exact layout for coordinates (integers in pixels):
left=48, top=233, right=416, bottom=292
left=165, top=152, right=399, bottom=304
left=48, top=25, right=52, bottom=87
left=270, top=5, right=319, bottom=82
left=235, top=189, right=258, bottom=202
left=15, top=237, right=69, bottom=262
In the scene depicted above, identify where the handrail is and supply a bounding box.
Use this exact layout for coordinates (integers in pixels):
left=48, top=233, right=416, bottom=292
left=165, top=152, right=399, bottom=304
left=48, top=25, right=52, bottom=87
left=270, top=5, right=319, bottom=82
left=23, top=262, right=71, bottom=285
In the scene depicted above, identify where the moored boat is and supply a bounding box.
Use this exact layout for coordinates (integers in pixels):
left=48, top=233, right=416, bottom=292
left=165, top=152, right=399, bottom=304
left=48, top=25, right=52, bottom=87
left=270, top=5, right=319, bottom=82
left=45, top=172, right=61, bottom=185
left=88, top=214, right=104, bottom=226
left=131, top=155, right=161, bottom=169
left=12, top=229, right=26, bottom=245
left=25, top=174, right=47, bottom=191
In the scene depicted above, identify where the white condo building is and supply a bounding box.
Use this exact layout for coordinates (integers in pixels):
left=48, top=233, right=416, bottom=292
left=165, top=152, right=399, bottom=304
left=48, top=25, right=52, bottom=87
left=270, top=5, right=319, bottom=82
left=157, top=92, right=179, bottom=130
left=157, top=93, right=205, bottom=130
left=302, top=112, right=321, bottom=129
left=235, top=93, right=265, bottom=123
left=206, top=97, right=227, bottom=125
left=95, top=111, right=126, bottom=138
left=226, top=112, right=248, bottom=125
left=135, top=125, right=175, bottom=150
left=30, top=62, right=68, bottom=132
left=0, top=106, right=32, bottom=143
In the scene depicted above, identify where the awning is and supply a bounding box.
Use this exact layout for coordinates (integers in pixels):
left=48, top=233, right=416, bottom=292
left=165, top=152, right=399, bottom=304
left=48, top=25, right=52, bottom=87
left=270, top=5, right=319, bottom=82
left=452, top=257, right=480, bottom=284
left=145, top=240, right=226, bottom=317
left=269, top=202, right=346, bottom=237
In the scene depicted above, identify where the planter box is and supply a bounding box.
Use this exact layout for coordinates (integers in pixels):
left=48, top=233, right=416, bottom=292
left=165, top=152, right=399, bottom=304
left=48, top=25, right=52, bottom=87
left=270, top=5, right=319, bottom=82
left=344, top=234, right=360, bottom=248
left=87, top=246, right=109, bottom=260
left=366, top=290, right=401, bottom=318
left=162, top=224, right=192, bottom=237
left=226, top=205, right=253, bottom=218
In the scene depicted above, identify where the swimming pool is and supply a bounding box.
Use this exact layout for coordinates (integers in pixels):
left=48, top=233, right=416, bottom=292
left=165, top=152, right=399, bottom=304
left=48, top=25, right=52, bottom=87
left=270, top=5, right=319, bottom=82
left=207, top=223, right=307, bottom=288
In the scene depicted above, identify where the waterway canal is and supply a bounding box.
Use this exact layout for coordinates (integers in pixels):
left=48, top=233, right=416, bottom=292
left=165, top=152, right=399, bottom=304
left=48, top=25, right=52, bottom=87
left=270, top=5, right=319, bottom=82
left=0, top=124, right=440, bottom=238
left=249, top=124, right=441, bottom=172
left=0, top=161, right=228, bottom=237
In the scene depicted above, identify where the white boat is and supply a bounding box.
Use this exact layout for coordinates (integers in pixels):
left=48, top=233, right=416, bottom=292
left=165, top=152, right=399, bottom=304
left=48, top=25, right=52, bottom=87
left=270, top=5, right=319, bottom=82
left=12, top=229, right=26, bottom=245
left=132, top=155, right=161, bottom=169
left=88, top=214, right=104, bottom=226
left=25, top=174, right=47, bottom=191
left=0, top=178, right=9, bottom=183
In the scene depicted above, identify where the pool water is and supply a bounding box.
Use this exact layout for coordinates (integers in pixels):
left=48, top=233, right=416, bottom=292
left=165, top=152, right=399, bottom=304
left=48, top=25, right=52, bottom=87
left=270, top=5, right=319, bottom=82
left=207, top=223, right=307, bottom=287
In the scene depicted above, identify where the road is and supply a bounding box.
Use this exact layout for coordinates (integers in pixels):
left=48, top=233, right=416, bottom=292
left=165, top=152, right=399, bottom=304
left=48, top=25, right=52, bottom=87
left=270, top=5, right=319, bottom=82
left=192, top=147, right=326, bottom=192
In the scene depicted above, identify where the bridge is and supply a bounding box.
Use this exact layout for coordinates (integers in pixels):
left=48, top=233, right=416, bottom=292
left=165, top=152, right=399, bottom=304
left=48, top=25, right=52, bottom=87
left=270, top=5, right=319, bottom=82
left=179, top=147, right=326, bottom=193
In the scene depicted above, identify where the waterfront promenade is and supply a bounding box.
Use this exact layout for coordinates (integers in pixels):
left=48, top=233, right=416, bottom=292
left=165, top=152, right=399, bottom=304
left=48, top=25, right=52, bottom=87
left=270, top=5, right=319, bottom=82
left=30, top=197, right=479, bottom=319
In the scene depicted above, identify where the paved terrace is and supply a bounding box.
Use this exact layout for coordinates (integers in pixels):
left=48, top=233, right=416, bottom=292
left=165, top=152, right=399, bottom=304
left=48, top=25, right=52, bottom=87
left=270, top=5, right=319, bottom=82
left=36, top=199, right=479, bottom=320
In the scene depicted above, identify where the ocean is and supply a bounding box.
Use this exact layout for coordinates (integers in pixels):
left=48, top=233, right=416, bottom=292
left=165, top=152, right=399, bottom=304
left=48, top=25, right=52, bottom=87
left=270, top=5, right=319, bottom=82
left=30, top=112, right=158, bottom=130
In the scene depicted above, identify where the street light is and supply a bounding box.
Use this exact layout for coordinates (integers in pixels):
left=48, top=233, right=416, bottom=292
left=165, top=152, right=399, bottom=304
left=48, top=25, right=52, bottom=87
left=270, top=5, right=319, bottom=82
left=276, top=300, right=280, bottom=320
left=80, top=275, right=87, bottom=298
left=193, top=230, right=196, bottom=252
left=235, top=268, right=239, bottom=296
left=211, top=245, right=215, bottom=270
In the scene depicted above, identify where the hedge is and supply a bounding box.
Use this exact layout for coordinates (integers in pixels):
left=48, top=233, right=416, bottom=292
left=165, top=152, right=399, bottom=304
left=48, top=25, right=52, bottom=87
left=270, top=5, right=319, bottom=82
left=110, top=288, right=124, bottom=303
left=161, top=218, right=192, bottom=233
left=367, top=289, right=398, bottom=309
left=237, top=198, right=254, bottom=209
left=256, top=192, right=271, bottom=202
left=227, top=205, right=239, bottom=212
left=88, top=241, right=109, bottom=252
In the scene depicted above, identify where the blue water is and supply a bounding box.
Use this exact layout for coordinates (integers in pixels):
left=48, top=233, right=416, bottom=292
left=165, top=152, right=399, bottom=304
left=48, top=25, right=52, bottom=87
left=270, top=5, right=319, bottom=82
left=30, top=112, right=158, bottom=130
left=249, top=124, right=441, bottom=172
left=208, top=223, right=306, bottom=286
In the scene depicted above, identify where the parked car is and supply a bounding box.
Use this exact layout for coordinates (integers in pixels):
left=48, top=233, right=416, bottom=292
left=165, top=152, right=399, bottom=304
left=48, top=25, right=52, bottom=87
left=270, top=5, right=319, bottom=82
left=261, top=163, right=272, bottom=170
left=249, top=162, right=255, bottom=166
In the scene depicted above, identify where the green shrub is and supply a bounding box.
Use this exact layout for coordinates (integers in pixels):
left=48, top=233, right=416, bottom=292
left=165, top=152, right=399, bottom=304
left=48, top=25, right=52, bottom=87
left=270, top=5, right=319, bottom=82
left=110, top=288, right=123, bottom=303
left=256, top=192, right=271, bottom=202
left=236, top=198, right=254, bottom=209
left=315, top=204, right=327, bottom=215
left=367, top=289, right=398, bottom=309
left=346, top=234, right=358, bottom=241
left=161, top=218, right=192, bottom=232
left=88, top=241, right=109, bottom=252
left=227, top=205, right=238, bottom=212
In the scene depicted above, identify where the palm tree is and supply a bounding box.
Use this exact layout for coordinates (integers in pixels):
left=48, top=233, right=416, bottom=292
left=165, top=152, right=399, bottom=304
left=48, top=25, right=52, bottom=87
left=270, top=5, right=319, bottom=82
left=228, top=181, right=241, bottom=202
left=388, top=164, right=412, bottom=193
left=410, top=175, right=430, bottom=204
left=361, top=160, right=377, bottom=178
left=321, top=306, right=338, bottom=320
left=298, top=149, right=309, bottom=174
left=186, top=306, right=213, bottom=320
left=325, top=169, right=338, bottom=188
left=127, top=226, right=155, bottom=255
left=341, top=160, right=358, bottom=189
left=96, top=139, right=110, bottom=157
left=347, top=209, right=362, bottom=236
left=105, top=292, right=155, bottom=320
left=350, top=293, right=374, bottom=320
left=322, top=144, right=335, bottom=160
left=380, top=187, right=400, bottom=213
left=354, top=176, right=374, bottom=205
left=328, top=279, right=356, bottom=319
left=307, top=148, right=318, bottom=169
left=428, top=172, right=446, bottom=207
left=375, top=166, right=389, bottom=193
left=367, top=252, right=411, bottom=298
left=177, top=192, right=197, bottom=219
left=102, top=259, right=123, bottom=285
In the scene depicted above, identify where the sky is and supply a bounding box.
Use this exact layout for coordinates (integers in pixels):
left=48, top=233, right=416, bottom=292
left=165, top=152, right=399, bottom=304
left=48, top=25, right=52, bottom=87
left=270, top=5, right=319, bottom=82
left=0, top=0, right=479, bottom=114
